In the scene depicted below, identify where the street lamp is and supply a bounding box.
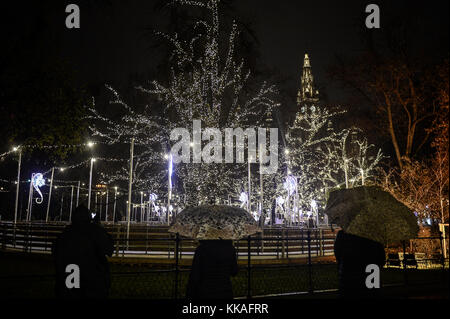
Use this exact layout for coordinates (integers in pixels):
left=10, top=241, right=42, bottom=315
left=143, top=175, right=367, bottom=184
left=45, top=167, right=55, bottom=222
left=167, top=153, right=173, bottom=225
left=12, top=146, right=22, bottom=224
left=88, top=158, right=96, bottom=210
left=140, top=191, right=144, bottom=222
left=76, top=181, right=80, bottom=207
left=126, top=138, right=135, bottom=247
left=113, top=186, right=118, bottom=223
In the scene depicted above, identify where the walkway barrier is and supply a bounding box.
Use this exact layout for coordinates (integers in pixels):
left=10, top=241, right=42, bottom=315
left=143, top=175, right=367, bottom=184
left=0, top=221, right=336, bottom=259
left=0, top=222, right=448, bottom=299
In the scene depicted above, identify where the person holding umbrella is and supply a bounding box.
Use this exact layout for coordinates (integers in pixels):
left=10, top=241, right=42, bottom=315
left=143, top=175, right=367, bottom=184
left=325, top=186, right=419, bottom=299
left=186, top=239, right=238, bottom=299
left=169, top=205, right=261, bottom=299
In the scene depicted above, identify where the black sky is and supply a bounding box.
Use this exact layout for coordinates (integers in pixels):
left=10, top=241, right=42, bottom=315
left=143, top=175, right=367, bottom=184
left=2, top=0, right=449, bottom=104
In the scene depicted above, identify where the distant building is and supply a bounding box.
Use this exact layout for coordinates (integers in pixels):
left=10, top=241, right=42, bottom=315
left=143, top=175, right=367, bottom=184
left=285, top=52, right=320, bottom=142
left=297, top=53, right=319, bottom=113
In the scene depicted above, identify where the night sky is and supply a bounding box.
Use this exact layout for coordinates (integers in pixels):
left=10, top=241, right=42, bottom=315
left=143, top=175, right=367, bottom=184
left=2, top=0, right=448, bottom=103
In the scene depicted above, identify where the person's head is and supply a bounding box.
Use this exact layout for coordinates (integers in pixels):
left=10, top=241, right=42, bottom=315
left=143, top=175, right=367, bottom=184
left=71, top=205, right=92, bottom=226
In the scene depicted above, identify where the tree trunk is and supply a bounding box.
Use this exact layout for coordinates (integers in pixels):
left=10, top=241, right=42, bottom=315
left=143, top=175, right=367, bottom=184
left=386, top=98, right=403, bottom=169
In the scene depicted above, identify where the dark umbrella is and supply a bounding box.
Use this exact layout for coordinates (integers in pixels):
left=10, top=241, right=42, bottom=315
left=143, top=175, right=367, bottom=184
left=169, top=205, right=261, bottom=240
left=324, top=186, right=418, bottom=245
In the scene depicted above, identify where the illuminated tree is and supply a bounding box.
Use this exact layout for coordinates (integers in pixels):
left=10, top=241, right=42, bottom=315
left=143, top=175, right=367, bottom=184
left=87, top=0, right=279, bottom=206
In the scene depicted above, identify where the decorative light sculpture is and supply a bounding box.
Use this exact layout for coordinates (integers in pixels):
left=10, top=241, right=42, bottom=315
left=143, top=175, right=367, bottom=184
left=239, top=192, right=248, bottom=208
left=32, top=173, right=45, bottom=204
left=284, top=175, right=297, bottom=196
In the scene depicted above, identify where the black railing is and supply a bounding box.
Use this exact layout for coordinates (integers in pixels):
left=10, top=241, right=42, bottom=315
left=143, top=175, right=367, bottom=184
left=0, top=221, right=337, bottom=258
left=0, top=221, right=449, bottom=299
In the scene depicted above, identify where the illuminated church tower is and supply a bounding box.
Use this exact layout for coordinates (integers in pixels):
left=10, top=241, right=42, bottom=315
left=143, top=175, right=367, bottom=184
left=284, top=53, right=321, bottom=150
left=297, top=53, right=319, bottom=112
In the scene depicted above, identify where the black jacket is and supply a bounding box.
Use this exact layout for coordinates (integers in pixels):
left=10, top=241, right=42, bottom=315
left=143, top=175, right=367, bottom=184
left=186, top=240, right=238, bottom=299
left=52, top=221, right=114, bottom=298
left=334, top=230, right=386, bottom=298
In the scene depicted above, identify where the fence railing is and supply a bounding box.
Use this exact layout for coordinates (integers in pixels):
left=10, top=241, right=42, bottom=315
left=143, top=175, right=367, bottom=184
left=0, top=221, right=337, bottom=259
left=1, top=221, right=449, bottom=299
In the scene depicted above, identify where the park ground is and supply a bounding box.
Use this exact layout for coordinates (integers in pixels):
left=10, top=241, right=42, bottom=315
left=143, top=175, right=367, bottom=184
left=0, top=250, right=448, bottom=299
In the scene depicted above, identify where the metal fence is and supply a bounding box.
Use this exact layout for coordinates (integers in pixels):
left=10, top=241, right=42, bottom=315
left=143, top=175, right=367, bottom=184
left=0, top=221, right=337, bottom=259
left=0, top=221, right=449, bottom=299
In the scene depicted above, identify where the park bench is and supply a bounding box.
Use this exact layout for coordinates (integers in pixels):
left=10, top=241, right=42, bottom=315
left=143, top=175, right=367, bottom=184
left=403, top=253, right=418, bottom=268
left=386, top=253, right=401, bottom=267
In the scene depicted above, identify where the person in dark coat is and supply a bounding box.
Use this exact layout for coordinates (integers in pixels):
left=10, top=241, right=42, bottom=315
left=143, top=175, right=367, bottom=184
left=186, top=240, right=238, bottom=299
left=52, top=205, right=114, bottom=299
left=334, top=230, right=386, bottom=298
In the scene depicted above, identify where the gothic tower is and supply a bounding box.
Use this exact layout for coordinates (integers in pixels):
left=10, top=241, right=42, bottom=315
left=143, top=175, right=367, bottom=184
left=297, top=53, right=319, bottom=112
left=284, top=53, right=320, bottom=145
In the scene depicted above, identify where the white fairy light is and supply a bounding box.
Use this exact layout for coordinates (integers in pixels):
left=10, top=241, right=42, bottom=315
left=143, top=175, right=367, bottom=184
left=86, top=0, right=280, bottom=207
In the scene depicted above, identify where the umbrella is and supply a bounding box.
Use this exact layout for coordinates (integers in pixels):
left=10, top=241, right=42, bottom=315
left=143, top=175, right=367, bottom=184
left=169, top=205, right=261, bottom=240
left=324, top=186, right=418, bottom=245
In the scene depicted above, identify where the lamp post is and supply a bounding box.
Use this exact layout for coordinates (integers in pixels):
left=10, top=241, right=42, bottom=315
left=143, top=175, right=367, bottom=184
left=140, top=192, right=144, bottom=222
left=259, top=159, right=264, bottom=253
left=59, top=194, right=64, bottom=221
left=259, top=161, right=263, bottom=216
left=13, top=147, right=22, bottom=224
left=76, top=181, right=80, bottom=207
left=97, top=191, right=101, bottom=219
left=26, top=174, right=35, bottom=222
left=284, top=148, right=290, bottom=225
left=88, top=158, right=95, bottom=210
left=95, top=192, right=98, bottom=215
left=46, top=167, right=55, bottom=222
left=248, top=156, right=252, bottom=212
left=105, top=189, right=109, bottom=222
left=69, top=186, right=74, bottom=221
left=113, top=186, right=118, bottom=223
left=126, top=138, right=135, bottom=247
left=167, top=153, right=173, bottom=226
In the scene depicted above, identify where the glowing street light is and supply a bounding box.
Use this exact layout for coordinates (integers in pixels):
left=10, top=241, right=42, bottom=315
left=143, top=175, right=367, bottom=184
left=46, top=167, right=55, bottom=222
left=12, top=146, right=22, bottom=224
left=126, top=138, right=135, bottom=247
left=88, top=158, right=96, bottom=209
left=113, top=186, right=118, bottom=223
left=247, top=155, right=252, bottom=212
left=140, top=191, right=144, bottom=222
left=167, top=153, right=173, bottom=225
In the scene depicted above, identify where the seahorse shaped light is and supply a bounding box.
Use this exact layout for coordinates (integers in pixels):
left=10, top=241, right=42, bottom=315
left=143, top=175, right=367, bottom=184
left=32, top=173, right=46, bottom=204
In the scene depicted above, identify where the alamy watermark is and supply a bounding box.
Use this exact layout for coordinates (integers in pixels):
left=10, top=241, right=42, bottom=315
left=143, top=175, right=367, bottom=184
left=170, top=120, right=279, bottom=175
left=365, top=4, right=380, bottom=29
left=365, top=264, right=380, bottom=289
left=65, top=264, right=80, bottom=289
left=65, top=4, right=80, bottom=29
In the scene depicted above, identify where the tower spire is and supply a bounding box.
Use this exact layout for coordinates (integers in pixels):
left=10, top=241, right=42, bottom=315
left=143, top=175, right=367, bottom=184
left=297, top=53, right=319, bottom=107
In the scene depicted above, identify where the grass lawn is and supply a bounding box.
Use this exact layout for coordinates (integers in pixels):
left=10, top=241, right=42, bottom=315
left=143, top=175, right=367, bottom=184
left=0, top=251, right=447, bottom=299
